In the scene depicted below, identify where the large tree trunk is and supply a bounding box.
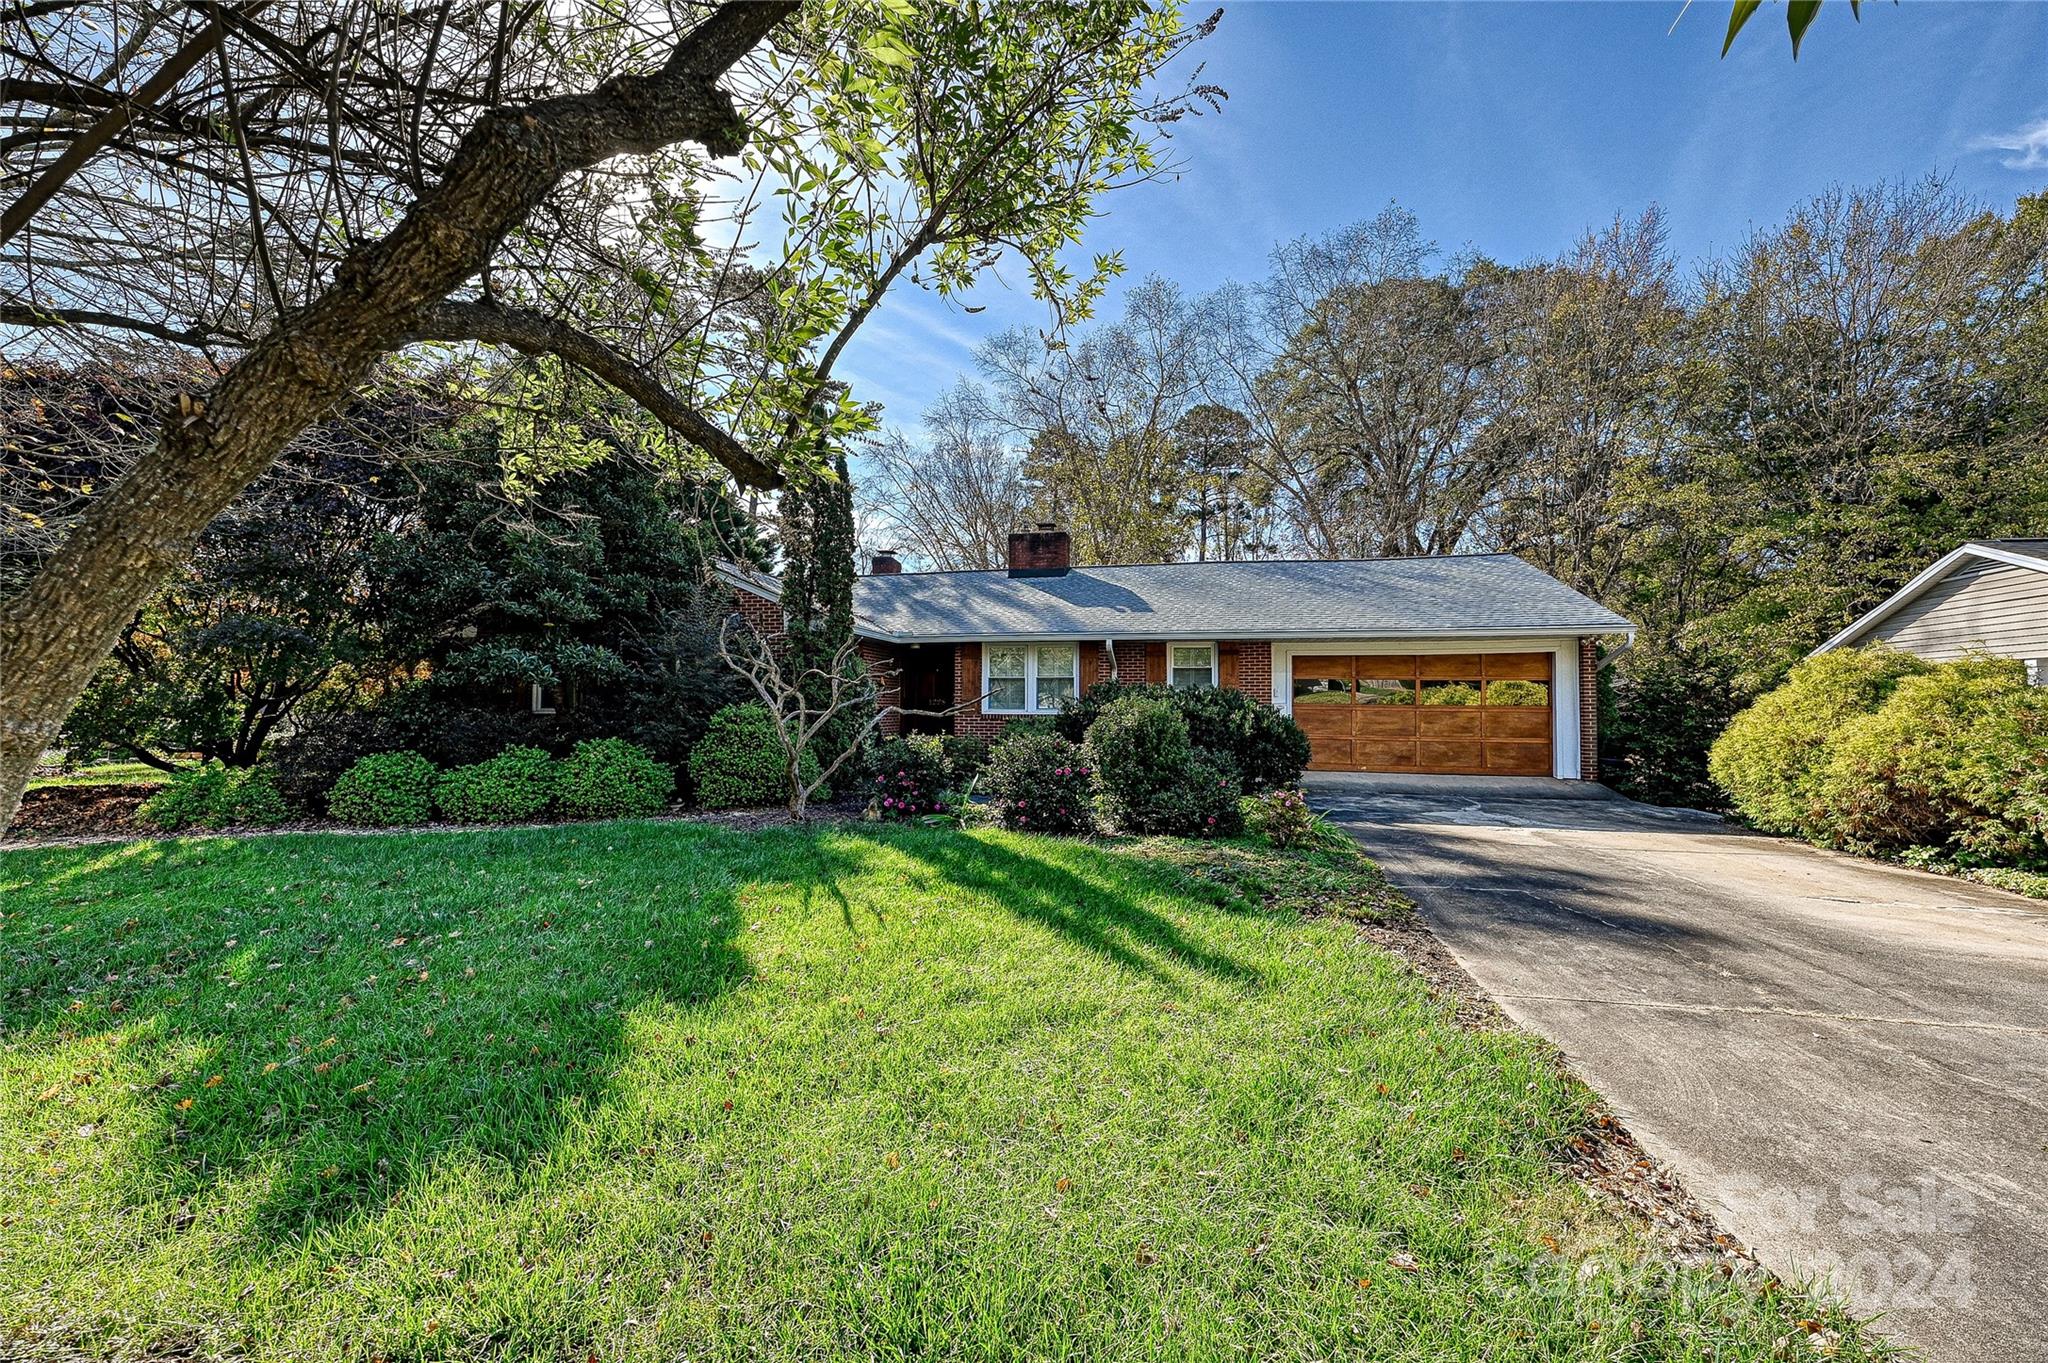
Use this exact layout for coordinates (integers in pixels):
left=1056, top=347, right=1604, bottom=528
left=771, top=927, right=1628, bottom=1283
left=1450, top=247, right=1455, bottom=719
left=0, top=1, right=793, bottom=831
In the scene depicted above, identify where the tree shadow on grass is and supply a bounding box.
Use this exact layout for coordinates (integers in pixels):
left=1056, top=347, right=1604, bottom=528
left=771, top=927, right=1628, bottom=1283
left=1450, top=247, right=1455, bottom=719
left=845, top=827, right=1263, bottom=989
left=2, top=820, right=1257, bottom=1273
left=3, top=822, right=759, bottom=1246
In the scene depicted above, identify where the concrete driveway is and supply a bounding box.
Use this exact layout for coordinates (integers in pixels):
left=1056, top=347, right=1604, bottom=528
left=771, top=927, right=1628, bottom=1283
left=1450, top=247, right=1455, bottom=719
left=1305, top=773, right=2048, bottom=1363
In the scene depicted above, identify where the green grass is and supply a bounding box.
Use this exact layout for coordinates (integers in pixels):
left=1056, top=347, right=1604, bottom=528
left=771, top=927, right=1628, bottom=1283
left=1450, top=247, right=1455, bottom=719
left=1, top=822, right=1883, bottom=1361
left=26, top=760, right=169, bottom=790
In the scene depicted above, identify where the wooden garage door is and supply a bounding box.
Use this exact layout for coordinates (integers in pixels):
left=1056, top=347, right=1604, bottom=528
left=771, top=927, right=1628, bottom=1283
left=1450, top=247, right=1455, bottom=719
left=1291, top=653, right=1553, bottom=775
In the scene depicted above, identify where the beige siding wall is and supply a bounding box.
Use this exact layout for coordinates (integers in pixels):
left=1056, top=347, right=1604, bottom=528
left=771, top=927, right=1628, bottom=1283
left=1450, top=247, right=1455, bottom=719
left=1869, top=561, right=2048, bottom=661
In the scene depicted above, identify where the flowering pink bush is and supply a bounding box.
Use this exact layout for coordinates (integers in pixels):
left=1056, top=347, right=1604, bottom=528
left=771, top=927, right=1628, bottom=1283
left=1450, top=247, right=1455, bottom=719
left=1245, top=785, right=1317, bottom=849
left=869, top=736, right=950, bottom=821
left=984, top=732, right=1096, bottom=835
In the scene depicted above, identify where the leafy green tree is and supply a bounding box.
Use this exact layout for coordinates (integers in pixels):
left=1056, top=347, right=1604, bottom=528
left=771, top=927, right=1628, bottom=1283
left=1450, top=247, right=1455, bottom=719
left=60, top=449, right=390, bottom=770
left=1172, top=403, right=1273, bottom=561
left=0, top=1, right=1220, bottom=831
left=0, top=2, right=798, bottom=831
left=1472, top=209, right=1683, bottom=603
left=1719, top=0, right=1891, bottom=59
left=775, top=450, right=865, bottom=770
left=365, top=429, right=747, bottom=768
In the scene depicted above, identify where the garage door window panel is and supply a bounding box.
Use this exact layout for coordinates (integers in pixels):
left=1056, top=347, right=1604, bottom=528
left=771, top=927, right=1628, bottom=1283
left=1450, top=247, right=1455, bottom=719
left=1291, top=649, right=1556, bottom=777
left=1355, top=676, right=1416, bottom=705
left=1419, top=680, right=1483, bottom=706
left=1486, top=678, right=1549, bottom=707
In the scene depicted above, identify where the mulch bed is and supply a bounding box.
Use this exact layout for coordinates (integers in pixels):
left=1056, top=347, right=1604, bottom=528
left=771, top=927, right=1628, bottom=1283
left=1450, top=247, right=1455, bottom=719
left=0, top=790, right=871, bottom=849
left=7, top=783, right=160, bottom=841
left=1360, top=906, right=1754, bottom=1270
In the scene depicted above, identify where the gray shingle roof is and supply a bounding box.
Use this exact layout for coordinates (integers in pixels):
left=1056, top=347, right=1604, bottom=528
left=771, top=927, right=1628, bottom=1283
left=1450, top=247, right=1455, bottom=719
left=831, top=555, right=1634, bottom=642
left=1977, top=538, right=2048, bottom=566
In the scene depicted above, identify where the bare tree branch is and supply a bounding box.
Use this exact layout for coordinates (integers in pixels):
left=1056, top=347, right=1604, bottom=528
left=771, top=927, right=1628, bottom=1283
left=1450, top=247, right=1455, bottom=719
left=0, top=3, right=260, bottom=245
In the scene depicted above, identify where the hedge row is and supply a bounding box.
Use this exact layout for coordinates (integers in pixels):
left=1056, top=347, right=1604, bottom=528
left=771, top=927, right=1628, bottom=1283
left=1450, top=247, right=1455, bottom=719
left=327, top=738, right=674, bottom=826
left=1709, top=649, right=2048, bottom=866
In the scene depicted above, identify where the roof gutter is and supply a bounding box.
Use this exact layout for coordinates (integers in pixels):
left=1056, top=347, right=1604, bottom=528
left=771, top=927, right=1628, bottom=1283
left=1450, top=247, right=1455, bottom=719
left=842, top=624, right=1637, bottom=645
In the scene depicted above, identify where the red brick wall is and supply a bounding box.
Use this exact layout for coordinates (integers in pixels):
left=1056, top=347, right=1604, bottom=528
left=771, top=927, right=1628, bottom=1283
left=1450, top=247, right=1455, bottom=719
left=861, top=639, right=903, bottom=738
left=1579, top=637, right=1599, bottom=782
left=1105, top=642, right=1166, bottom=683
left=729, top=584, right=783, bottom=643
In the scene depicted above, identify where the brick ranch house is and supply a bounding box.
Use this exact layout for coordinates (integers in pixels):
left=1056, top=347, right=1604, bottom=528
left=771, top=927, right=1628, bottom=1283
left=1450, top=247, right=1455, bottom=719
left=719, top=526, right=1635, bottom=780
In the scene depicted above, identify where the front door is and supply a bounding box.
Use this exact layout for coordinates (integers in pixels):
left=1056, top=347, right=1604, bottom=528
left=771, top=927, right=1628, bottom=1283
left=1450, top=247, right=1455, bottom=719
left=897, top=647, right=951, bottom=735
left=1290, top=653, right=1554, bottom=775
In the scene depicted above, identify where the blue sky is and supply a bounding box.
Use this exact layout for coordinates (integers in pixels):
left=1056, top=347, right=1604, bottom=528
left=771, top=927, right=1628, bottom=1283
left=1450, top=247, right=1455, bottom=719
left=836, top=0, right=2048, bottom=437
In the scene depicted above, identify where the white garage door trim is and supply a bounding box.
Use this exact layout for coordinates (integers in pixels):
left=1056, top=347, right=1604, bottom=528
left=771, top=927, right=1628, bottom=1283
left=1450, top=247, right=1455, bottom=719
left=1271, top=636, right=1582, bottom=780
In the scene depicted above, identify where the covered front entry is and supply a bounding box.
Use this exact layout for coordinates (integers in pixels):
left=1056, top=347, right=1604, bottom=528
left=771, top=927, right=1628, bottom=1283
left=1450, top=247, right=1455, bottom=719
left=1290, top=652, right=1554, bottom=775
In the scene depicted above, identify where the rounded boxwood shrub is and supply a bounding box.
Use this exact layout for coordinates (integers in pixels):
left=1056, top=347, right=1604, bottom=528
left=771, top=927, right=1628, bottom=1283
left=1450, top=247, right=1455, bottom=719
left=983, top=731, right=1095, bottom=835
left=1057, top=681, right=1307, bottom=792
left=328, top=751, right=440, bottom=826
left=138, top=763, right=289, bottom=832
left=1085, top=696, right=1244, bottom=837
left=1085, top=695, right=1190, bottom=822
left=870, top=735, right=951, bottom=820
left=271, top=696, right=547, bottom=812
left=1708, top=647, right=1931, bottom=836
left=556, top=737, right=674, bottom=819
left=690, top=704, right=819, bottom=810
left=434, top=745, right=559, bottom=824
left=1171, top=684, right=1310, bottom=793
left=1814, top=655, right=2048, bottom=860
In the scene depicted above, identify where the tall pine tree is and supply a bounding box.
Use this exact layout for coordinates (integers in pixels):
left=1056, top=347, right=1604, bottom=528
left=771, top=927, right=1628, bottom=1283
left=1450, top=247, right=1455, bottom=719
left=778, top=450, right=866, bottom=778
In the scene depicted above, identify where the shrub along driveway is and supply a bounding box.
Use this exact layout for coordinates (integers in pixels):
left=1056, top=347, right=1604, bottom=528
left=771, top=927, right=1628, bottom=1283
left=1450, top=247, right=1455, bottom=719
left=1305, top=773, right=2048, bottom=1363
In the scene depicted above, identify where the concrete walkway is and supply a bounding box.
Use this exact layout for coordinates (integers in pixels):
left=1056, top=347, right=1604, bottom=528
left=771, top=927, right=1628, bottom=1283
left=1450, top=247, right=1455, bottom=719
left=1305, top=773, right=2048, bottom=1363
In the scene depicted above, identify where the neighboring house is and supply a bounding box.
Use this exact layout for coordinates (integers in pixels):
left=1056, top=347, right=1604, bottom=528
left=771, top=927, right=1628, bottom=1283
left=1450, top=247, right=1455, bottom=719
left=1811, top=539, right=2048, bottom=682
left=718, top=526, right=1635, bottom=780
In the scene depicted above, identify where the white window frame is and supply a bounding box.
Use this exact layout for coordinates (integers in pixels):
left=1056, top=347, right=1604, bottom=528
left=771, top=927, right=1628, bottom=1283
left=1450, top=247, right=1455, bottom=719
left=981, top=641, right=1082, bottom=714
left=1167, top=641, right=1219, bottom=690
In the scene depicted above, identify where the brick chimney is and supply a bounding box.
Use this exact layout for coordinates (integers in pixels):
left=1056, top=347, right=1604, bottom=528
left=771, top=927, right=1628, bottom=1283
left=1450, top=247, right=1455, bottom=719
left=1007, top=522, right=1071, bottom=577
left=870, top=548, right=903, bottom=575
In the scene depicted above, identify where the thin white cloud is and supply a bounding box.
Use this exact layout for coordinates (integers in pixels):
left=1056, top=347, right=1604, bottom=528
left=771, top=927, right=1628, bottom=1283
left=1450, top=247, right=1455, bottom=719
left=1972, top=116, right=2048, bottom=170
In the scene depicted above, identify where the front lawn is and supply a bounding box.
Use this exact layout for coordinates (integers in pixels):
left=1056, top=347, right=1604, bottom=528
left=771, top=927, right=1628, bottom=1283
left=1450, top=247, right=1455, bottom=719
left=25, top=760, right=169, bottom=790
left=2, top=823, right=1882, bottom=1360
